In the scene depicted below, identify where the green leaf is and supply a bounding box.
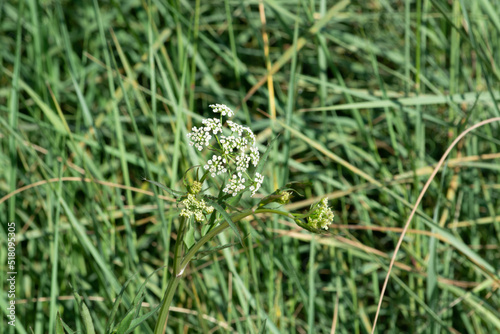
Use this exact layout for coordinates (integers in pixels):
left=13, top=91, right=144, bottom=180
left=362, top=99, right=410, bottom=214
left=71, top=287, right=96, bottom=334
left=255, top=135, right=279, bottom=176
left=226, top=191, right=244, bottom=207
left=259, top=319, right=267, bottom=334
left=114, top=307, right=137, bottom=334
left=201, top=223, right=211, bottom=236
left=193, top=241, right=241, bottom=260
left=258, top=319, right=267, bottom=334
left=105, top=274, right=138, bottom=333
left=184, top=222, right=196, bottom=249
left=125, top=304, right=161, bottom=334
left=55, top=312, right=67, bottom=334
left=119, top=266, right=165, bottom=333
left=57, top=314, right=76, bottom=334
left=182, top=164, right=202, bottom=186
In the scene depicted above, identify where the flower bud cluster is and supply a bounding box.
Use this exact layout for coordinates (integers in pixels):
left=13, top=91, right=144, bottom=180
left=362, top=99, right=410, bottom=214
left=180, top=194, right=214, bottom=222
left=307, top=198, right=334, bottom=230
left=186, top=104, right=264, bottom=197
left=189, top=181, right=203, bottom=195
left=277, top=191, right=291, bottom=204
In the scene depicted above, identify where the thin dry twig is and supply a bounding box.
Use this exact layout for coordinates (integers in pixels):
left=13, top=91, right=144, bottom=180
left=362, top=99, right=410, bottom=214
left=371, top=117, right=500, bottom=333
left=330, top=291, right=340, bottom=334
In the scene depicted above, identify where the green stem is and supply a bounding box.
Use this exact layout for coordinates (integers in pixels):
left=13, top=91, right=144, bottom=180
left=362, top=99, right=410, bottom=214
left=153, top=276, right=181, bottom=334
left=153, top=207, right=293, bottom=333
left=172, top=218, right=186, bottom=278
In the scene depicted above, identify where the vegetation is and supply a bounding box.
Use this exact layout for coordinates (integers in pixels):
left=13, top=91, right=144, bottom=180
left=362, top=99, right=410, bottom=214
left=1, top=0, right=499, bottom=333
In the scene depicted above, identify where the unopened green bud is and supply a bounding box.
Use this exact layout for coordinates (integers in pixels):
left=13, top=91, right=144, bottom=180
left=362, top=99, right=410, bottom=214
left=278, top=191, right=291, bottom=204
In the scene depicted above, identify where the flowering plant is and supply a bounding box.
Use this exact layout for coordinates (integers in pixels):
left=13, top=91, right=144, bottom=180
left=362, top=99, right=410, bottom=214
left=146, top=104, right=334, bottom=333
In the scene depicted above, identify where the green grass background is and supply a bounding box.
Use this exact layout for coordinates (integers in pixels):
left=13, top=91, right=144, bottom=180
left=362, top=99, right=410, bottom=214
left=1, top=0, right=500, bottom=333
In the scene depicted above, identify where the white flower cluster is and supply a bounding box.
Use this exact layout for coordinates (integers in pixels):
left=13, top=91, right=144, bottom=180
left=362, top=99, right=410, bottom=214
left=209, top=104, right=234, bottom=117
left=186, top=104, right=264, bottom=197
left=180, top=194, right=214, bottom=222
left=222, top=172, right=246, bottom=195
left=307, top=198, right=334, bottom=230
left=201, top=118, right=222, bottom=134
left=186, top=127, right=211, bottom=151
left=206, top=154, right=228, bottom=177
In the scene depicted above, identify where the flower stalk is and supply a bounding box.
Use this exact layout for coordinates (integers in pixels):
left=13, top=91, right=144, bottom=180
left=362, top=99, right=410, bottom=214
left=154, top=207, right=294, bottom=333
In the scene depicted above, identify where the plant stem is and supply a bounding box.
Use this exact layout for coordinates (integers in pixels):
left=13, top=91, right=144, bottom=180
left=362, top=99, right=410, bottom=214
left=153, top=207, right=293, bottom=333
left=153, top=275, right=181, bottom=334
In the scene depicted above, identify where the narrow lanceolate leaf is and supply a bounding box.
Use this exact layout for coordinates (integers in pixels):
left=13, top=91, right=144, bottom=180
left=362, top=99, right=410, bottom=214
left=114, top=307, right=137, bottom=334
left=184, top=222, right=196, bottom=248
left=57, top=314, right=77, bottom=334
left=143, top=178, right=186, bottom=197
left=206, top=199, right=242, bottom=245
left=105, top=274, right=138, bottom=333
left=55, top=312, right=66, bottom=334
left=121, top=267, right=165, bottom=333
left=71, top=289, right=96, bottom=334
left=255, top=135, right=279, bottom=176
left=258, top=319, right=268, bottom=334
left=125, top=304, right=161, bottom=334
left=193, top=241, right=241, bottom=260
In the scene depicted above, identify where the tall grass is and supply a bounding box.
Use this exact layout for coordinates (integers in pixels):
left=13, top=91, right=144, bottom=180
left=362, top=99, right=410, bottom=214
left=1, top=0, right=499, bottom=333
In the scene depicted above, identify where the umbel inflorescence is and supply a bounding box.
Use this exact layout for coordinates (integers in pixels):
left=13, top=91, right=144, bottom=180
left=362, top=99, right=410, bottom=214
left=187, top=104, right=264, bottom=197
left=161, top=103, right=334, bottom=230
left=307, top=198, right=334, bottom=230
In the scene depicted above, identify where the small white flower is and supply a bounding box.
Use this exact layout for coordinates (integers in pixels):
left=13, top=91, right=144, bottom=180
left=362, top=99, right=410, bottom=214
left=250, top=172, right=264, bottom=197
left=227, top=120, right=244, bottom=136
